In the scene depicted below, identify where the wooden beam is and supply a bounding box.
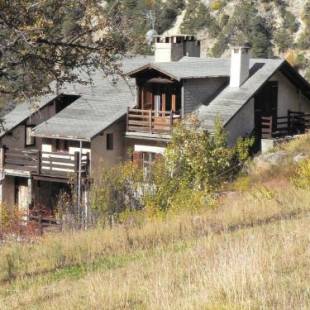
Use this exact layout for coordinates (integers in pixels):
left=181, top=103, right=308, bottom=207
left=141, top=88, right=144, bottom=109
left=162, top=93, right=166, bottom=114
left=172, top=94, right=176, bottom=112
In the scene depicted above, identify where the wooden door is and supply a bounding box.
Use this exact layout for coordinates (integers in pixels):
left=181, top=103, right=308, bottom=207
left=254, top=81, right=278, bottom=138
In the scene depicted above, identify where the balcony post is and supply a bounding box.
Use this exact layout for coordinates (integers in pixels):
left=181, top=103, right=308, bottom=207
left=126, top=107, right=129, bottom=132
left=149, top=109, right=152, bottom=133
left=170, top=112, right=173, bottom=133
left=37, top=150, right=41, bottom=175
left=0, top=147, right=4, bottom=171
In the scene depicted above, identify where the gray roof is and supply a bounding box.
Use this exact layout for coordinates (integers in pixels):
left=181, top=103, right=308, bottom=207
left=3, top=54, right=306, bottom=141
left=197, top=59, right=285, bottom=130
left=0, top=94, right=57, bottom=138
left=32, top=56, right=153, bottom=141
left=127, top=57, right=278, bottom=81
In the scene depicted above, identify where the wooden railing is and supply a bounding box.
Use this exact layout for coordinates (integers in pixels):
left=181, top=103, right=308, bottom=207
left=2, top=148, right=40, bottom=173
left=127, top=108, right=181, bottom=134
left=1, top=148, right=89, bottom=179
left=40, top=151, right=89, bottom=178
left=261, top=110, right=310, bottom=139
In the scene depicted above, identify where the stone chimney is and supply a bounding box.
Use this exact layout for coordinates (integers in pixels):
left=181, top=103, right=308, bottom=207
left=154, top=35, right=200, bottom=62
left=230, top=44, right=251, bottom=88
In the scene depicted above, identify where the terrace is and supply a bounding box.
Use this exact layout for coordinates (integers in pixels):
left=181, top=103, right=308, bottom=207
left=0, top=148, right=89, bottom=180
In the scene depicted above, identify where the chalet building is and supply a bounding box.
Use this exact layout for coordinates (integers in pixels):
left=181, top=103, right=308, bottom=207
left=1, top=35, right=310, bottom=220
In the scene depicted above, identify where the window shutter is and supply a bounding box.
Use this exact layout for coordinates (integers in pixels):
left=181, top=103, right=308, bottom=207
left=132, top=151, right=143, bottom=166
left=155, top=153, right=162, bottom=161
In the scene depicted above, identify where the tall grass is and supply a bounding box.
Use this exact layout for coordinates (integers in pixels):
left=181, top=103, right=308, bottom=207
left=1, top=138, right=310, bottom=309
left=0, top=182, right=309, bottom=309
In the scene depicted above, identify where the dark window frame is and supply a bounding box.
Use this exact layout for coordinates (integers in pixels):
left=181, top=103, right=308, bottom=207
left=106, top=133, right=114, bottom=150
left=55, top=139, right=69, bottom=152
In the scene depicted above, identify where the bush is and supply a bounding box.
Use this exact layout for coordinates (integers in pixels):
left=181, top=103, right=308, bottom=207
left=90, top=161, right=143, bottom=225
left=210, top=0, right=225, bottom=11
left=292, top=159, right=310, bottom=189
left=143, top=116, right=253, bottom=214
left=90, top=116, right=253, bottom=220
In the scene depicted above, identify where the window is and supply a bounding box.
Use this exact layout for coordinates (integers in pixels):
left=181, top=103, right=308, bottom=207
left=25, top=126, right=35, bottom=146
left=106, top=133, right=113, bottom=150
left=142, top=152, right=156, bottom=179
left=55, top=139, right=69, bottom=152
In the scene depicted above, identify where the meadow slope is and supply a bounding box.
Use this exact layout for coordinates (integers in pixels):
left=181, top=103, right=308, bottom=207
left=1, top=136, right=310, bottom=309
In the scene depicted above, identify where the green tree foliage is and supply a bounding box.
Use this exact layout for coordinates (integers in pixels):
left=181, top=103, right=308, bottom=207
left=106, top=0, right=184, bottom=54
left=181, top=0, right=220, bottom=36
left=90, top=117, right=253, bottom=220
left=274, top=28, right=291, bottom=53
left=143, top=117, right=253, bottom=213
left=297, top=1, right=310, bottom=50
left=0, top=0, right=131, bottom=99
left=223, top=1, right=273, bottom=58
left=90, top=161, right=144, bottom=223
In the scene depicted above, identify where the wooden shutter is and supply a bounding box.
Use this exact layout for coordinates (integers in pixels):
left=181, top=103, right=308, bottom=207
left=132, top=151, right=143, bottom=167
left=155, top=153, right=163, bottom=161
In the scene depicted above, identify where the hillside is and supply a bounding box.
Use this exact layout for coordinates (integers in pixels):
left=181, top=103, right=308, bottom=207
left=177, top=0, right=310, bottom=75
left=1, top=135, right=310, bottom=309
left=114, top=0, right=310, bottom=80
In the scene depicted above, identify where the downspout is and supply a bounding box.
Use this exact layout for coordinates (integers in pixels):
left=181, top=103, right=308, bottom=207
left=181, top=81, right=185, bottom=118
left=77, top=140, right=82, bottom=228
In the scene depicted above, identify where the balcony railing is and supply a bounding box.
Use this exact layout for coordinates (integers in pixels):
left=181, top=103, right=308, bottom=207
left=0, top=148, right=89, bottom=179
left=1, top=148, right=39, bottom=173
left=126, top=108, right=181, bottom=134
left=261, top=110, right=310, bottom=139
left=41, top=151, right=89, bottom=178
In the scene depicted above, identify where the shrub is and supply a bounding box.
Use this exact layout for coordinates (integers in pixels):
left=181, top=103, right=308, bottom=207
left=292, top=159, right=310, bottom=189
left=210, top=0, right=225, bottom=11
left=143, top=116, right=253, bottom=214
left=90, top=116, right=253, bottom=220
left=90, top=161, right=143, bottom=225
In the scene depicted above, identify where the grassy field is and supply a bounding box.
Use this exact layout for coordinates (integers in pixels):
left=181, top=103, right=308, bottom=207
left=1, top=137, right=310, bottom=309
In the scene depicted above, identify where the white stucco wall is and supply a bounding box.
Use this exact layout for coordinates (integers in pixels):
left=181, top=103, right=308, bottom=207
left=270, top=71, right=310, bottom=116
left=225, top=98, right=255, bottom=146
left=90, top=119, right=125, bottom=179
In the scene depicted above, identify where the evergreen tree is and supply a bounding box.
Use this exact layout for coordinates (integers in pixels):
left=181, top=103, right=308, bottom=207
left=181, top=0, right=219, bottom=36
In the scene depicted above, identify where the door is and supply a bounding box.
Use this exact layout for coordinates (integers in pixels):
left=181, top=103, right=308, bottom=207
left=15, top=177, right=29, bottom=221
left=154, top=95, right=161, bottom=117
left=254, top=81, right=278, bottom=139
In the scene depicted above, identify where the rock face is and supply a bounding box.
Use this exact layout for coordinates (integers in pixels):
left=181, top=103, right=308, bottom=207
left=250, top=151, right=289, bottom=174
left=293, top=153, right=308, bottom=163
left=165, top=0, right=310, bottom=67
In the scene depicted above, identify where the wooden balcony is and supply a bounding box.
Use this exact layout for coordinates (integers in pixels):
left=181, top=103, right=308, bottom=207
left=126, top=108, right=181, bottom=134
left=261, top=110, right=310, bottom=139
left=0, top=148, right=89, bottom=179
left=40, top=151, right=89, bottom=178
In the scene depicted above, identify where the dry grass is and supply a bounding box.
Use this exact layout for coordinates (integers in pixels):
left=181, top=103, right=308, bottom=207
left=0, top=183, right=309, bottom=309
left=1, top=137, right=310, bottom=309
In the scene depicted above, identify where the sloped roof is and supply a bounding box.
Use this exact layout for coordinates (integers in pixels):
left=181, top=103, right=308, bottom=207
left=127, top=57, right=280, bottom=81
left=32, top=56, right=153, bottom=141
left=197, top=59, right=285, bottom=130
left=0, top=94, right=57, bottom=138
left=127, top=58, right=231, bottom=80
left=3, top=54, right=309, bottom=141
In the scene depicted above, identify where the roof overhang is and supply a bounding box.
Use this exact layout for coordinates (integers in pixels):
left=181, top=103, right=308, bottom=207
left=127, top=63, right=180, bottom=81
left=280, top=61, right=310, bottom=100
left=32, top=132, right=91, bottom=142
